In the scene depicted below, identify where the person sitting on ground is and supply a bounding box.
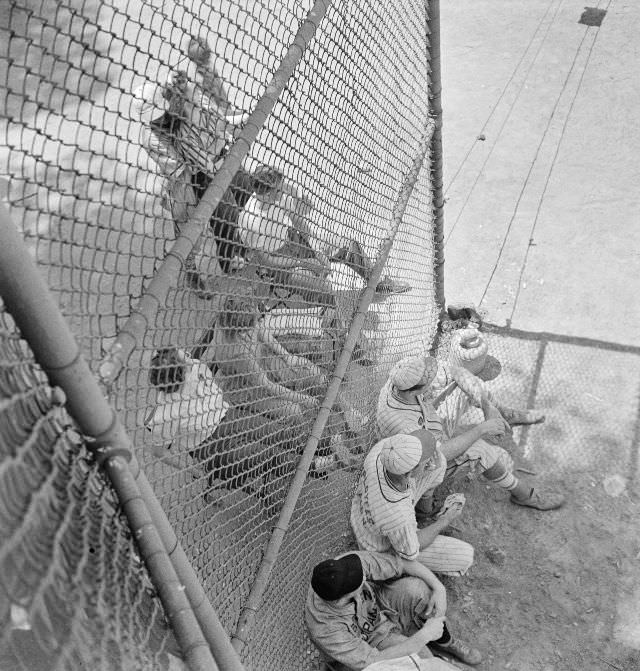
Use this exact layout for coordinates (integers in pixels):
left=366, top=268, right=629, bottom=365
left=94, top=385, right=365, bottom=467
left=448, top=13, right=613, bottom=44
left=377, top=356, right=565, bottom=513
left=145, top=346, right=300, bottom=513
left=134, top=36, right=254, bottom=282
left=351, top=432, right=475, bottom=579
left=145, top=347, right=228, bottom=472
left=305, top=551, right=481, bottom=670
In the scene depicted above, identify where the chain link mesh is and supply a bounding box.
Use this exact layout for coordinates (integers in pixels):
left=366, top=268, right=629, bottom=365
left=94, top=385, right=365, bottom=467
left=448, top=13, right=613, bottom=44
left=0, top=313, right=175, bottom=671
left=2, top=1, right=438, bottom=669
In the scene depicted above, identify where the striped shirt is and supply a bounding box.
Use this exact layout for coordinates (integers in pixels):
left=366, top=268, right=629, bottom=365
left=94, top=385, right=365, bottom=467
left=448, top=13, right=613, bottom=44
left=141, top=76, right=236, bottom=182
left=351, top=441, right=419, bottom=559
left=375, top=381, right=448, bottom=500
left=376, top=380, right=445, bottom=440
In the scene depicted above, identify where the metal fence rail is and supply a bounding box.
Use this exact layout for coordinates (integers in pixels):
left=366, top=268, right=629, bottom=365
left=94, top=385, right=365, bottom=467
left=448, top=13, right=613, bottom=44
left=1, top=1, right=439, bottom=669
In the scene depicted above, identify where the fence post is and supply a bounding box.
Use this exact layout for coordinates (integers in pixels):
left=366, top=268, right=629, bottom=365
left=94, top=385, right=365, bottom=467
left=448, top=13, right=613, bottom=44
left=231, top=119, right=435, bottom=653
left=0, top=204, right=220, bottom=671
left=427, top=0, right=446, bottom=322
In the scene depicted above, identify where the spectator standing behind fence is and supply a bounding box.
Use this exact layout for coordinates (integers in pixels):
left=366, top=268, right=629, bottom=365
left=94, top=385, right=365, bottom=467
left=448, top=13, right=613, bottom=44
left=350, top=432, right=475, bottom=579
left=377, top=356, right=566, bottom=514
left=237, top=167, right=336, bottom=308
left=134, top=37, right=254, bottom=287
left=305, top=551, right=481, bottom=670
left=145, top=346, right=304, bottom=515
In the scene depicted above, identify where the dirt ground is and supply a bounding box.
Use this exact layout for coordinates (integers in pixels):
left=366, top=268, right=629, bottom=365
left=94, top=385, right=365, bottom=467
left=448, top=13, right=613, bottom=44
left=438, top=1, right=640, bottom=668
left=436, top=455, right=639, bottom=671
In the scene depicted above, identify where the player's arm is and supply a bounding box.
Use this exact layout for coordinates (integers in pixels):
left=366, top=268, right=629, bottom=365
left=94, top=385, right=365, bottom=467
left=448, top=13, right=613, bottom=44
left=438, top=417, right=508, bottom=461
left=448, top=364, right=488, bottom=407
left=314, top=618, right=445, bottom=671
left=225, top=345, right=318, bottom=410
left=253, top=247, right=305, bottom=270
left=399, top=558, right=447, bottom=618
left=416, top=514, right=457, bottom=551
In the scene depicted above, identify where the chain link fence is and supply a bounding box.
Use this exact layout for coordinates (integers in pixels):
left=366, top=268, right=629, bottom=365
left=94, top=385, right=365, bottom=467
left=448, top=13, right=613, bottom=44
left=1, top=0, right=440, bottom=669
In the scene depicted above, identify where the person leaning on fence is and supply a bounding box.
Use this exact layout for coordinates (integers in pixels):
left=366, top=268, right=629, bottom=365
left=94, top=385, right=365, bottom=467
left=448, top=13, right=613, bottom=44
left=237, top=167, right=413, bottom=310
left=305, top=551, right=482, bottom=670
left=377, top=356, right=565, bottom=512
left=145, top=348, right=229, bottom=470
left=145, top=346, right=303, bottom=511
left=133, top=37, right=254, bottom=284
left=236, top=167, right=337, bottom=308
left=350, top=433, right=475, bottom=579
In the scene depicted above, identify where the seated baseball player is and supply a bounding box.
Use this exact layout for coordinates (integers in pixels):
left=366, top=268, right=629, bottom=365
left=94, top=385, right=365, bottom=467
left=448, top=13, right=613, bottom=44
left=377, top=356, right=565, bottom=512
left=350, top=433, right=474, bottom=577
left=305, top=551, right=481, bottom=670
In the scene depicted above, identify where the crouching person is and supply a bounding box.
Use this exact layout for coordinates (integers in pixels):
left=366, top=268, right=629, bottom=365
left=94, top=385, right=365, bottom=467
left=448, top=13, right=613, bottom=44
left=350, top=433, right=474, bottom=578
left=305, top=551, right=481, bottom=670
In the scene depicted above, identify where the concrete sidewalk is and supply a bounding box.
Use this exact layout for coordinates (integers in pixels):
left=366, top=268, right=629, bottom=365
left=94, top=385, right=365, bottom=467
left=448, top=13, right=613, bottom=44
left=440, top=0, right=640, bottom=347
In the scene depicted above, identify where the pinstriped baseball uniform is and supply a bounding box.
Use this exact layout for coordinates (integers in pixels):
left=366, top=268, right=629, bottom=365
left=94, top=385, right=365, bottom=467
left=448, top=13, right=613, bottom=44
left=351, top=439, right=474, bottom=576
left=377, top=380, right=445, bottom=440
left=376, top=380, right=514, bottom=484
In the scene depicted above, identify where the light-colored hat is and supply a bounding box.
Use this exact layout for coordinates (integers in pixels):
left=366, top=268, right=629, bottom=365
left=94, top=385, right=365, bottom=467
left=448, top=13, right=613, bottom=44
left=132, top=81, right=170, bottom=124
left=380, top=435, right=422, bottom=475
left=389, top=356, right=438, bottom=391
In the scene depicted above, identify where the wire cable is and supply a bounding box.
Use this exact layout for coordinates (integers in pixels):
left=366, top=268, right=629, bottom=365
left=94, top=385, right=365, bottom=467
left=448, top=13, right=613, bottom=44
left=478, top=17, right=596, bottom=309
left=443, top=0, right=559, bottom=198
left=509, top=0, right=616, bottom=322
left=444, top=0, right=565, bottom=245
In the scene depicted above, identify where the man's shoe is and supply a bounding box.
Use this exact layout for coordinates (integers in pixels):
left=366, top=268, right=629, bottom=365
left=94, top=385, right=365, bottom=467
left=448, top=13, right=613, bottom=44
left=500, top=406, right=546, bottom=426
left=430, top=637, right=482, bottom=666
left=511, top=488, right=565, bottom=511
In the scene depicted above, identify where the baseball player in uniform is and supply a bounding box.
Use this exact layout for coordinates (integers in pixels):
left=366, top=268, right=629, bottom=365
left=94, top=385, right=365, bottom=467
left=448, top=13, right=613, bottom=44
left=350, top=433, right=474, bottom=577
left=305, top=551, right=481, bottom=669
left=377, top=356, right=565, bottom=512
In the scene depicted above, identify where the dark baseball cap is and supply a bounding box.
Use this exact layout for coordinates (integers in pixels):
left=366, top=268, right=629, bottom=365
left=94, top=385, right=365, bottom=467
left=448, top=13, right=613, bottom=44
left=311, top=554, right=364, bottom=601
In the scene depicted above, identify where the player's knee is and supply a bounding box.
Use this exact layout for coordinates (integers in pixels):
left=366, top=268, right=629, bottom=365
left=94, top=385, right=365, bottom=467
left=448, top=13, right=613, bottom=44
left=477, top=442, right=510, bottom=473
left=459, top=540, right=475, bottom=574
left=397, top=576, right=432, bottom=605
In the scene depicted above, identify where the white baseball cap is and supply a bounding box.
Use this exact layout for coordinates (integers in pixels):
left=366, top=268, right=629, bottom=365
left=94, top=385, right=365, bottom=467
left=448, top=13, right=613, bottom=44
left=389, top=356, right=438, bottom=391
left=380, top=434, right=423, bottom=475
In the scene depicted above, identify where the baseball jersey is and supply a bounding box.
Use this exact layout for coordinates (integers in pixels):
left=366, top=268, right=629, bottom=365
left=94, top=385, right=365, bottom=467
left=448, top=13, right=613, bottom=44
left=376, top=380, right=445, bottom=440
left=305, top=551, right=404, bottom=671
left=351, top=440, right=446, bottom=560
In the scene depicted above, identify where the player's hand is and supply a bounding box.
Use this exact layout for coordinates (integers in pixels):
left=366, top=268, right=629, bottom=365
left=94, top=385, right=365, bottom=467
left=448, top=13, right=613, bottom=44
left=425, top=585, right=447, bottom=618
left=441, top=503, right=463, bottom=523
left=420, top=616, right=445, bottom=643
left=481, top=417, right=509, bottom=439
left=436, top=493, right=465, bottom=523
